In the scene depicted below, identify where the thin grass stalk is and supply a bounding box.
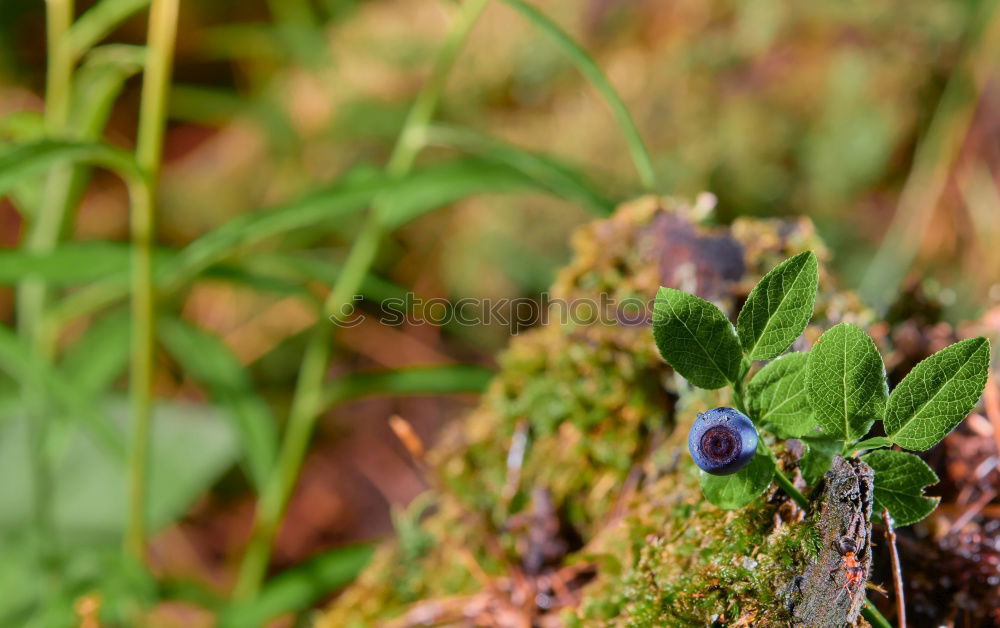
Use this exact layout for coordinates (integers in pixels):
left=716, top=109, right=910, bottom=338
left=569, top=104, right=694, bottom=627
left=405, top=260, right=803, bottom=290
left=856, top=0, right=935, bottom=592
left=232, top=0, right=492, bottom=598
left=125, top=0, right=179, bottom=559
left=501, top=0, right=657, bottom=192
left=17, top=0, right=75, bottom=580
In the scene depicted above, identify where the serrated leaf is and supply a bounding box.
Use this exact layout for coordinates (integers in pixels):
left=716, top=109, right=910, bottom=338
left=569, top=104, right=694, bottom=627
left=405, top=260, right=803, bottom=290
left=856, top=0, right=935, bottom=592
left=653, top=287, right=742, bottom=389
left=807, top=323, right=887, bottom=441
left=800, top=437, right=842, bottom=485
left=699, top=445, right=775, bottom=509
left=747, top=352, right=814, bottom=437
left=884, top=337, right=990, bottom=451
left=861, top=449, right=940, bottom=526
left=737, top=251, right=818, bottom=360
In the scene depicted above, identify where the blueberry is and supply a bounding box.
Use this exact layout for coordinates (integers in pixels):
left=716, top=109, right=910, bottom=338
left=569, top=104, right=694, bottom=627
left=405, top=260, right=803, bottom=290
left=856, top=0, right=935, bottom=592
left=688, top=407, right=758, bottom=475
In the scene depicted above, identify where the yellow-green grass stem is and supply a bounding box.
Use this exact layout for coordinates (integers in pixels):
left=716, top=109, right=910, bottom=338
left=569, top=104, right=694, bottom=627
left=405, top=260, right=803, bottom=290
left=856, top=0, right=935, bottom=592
left=18, top=0, right=75, bottom=579
left=125, top=0, right=179, bottom=560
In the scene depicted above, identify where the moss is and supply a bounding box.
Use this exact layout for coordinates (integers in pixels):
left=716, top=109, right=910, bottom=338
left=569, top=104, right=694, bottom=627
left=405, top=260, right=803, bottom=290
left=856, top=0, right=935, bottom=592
left=319, top=197, right=866, bottom=627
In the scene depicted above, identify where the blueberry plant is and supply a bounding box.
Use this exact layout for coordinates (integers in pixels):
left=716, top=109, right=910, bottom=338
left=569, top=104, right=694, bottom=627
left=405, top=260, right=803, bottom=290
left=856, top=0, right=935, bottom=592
left=653, top=251, right=991, bottom=526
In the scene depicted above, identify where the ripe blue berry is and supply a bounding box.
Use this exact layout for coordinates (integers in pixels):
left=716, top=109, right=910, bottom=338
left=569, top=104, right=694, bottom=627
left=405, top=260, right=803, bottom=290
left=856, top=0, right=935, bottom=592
left=688, top=407, right=758, bottom=475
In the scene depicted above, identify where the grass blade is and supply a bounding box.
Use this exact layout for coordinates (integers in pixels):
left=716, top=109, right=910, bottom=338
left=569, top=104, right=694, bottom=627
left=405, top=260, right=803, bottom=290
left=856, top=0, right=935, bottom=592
left=68, top=0, right=152, bottom=61
left=425, top=124, right=616, bottom=215
left=219, top=544, right=374, bottom=627
left=0, top=325, right=125, bottom=459
left=501, top=0, right=656, bottom=191
left=158, top=317, right=278, bottom=490
left=0, top=242, right=132, bottom=285
left=61, top=310, right=131, bottom=397
left=0, top=140, right=142, bottom=198
left=323, top=364, right=495, bottom=409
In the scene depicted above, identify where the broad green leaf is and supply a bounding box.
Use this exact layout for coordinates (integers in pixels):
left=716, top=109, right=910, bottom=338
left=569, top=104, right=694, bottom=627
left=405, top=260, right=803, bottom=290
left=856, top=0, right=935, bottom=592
left=747, top=352, right=814, bottom=437
left=861, top=449, right=940, bottom=526
left=159, top=317, right=277, bottom=490
left=323, top=365, right=495, bottom=409
left=737, top=251, right=818, bottom=360
left=653, top=287, right=742, bottom=389
left=218, top=544, right=374, bottom=627
left=800, top=437, right=842, bottom=485
left=700, top=445, right=775, bottom=509
left=806, top=323, right=887, bottom=441
left=0, top=399, right=238, bottom=541
left=884, top=337, right=990, bottom=451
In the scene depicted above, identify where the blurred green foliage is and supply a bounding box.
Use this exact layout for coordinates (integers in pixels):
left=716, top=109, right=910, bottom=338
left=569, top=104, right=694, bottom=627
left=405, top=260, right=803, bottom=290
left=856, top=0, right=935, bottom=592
left=0, top=0, right=996, bottom=624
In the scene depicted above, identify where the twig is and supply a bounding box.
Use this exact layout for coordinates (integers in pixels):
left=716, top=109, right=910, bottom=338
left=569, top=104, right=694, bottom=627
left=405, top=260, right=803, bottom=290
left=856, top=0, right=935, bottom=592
left=882, top=509, right=905, bottom=628
left=983, top=373, right=1000, bottom=459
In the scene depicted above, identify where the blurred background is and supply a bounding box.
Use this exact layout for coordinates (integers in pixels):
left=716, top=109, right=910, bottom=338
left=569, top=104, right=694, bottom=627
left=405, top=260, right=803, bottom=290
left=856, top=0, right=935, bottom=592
left=0, top=0, right=998, bottom=625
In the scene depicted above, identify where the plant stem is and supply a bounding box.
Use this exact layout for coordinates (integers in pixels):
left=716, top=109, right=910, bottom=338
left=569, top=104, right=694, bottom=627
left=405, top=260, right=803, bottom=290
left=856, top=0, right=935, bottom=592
left=18, top=0, right=75, bottom=580
left=862, top=597, right=893, bottom=628
left=125, top=0, right=178, bottom=559
left=772, top=464, right=809, bottom=511
left=882, top=509, right=906, bottom=628
left=501, top=0, right=657, bottom=192
left=232, top=0, right=491, bottom=599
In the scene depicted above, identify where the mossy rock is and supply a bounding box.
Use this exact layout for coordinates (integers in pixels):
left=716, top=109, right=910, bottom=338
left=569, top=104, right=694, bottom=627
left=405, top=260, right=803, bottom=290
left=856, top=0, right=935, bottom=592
left=320, top=197, right=875, bottom=627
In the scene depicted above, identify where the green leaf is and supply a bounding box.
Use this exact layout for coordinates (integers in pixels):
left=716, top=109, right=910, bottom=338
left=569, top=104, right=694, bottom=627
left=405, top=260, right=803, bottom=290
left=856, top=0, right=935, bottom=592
left=0, top=324, right=125, bottom=459
left=737, top=251, right=818, bottom=360
left=68, top=0, right=151, bottom=60
left=158, top=317, right=277, bottom=491
left=799, top=437, right=842, bottom=485
left=0, top=399, right=239, bottom=541
left=849, top=437, right=892, bottom=454
left=747, top=352, right=814, bottom=437
left=376, top=158, right=541, bottom=228
left=500, top=0, right=655, bottom=191
left=61, top=310, right=130, bottom=396
left=861, top=449, right=940, bottom=526
left=0, top=242, right=132, bottom=285
left=0, top=141, right=141, bottom=198
left=323, top=365, right=495, bottom=409
left=806, top=322, right=887, bottom=441
left=883, top=337, right=990, bottom=451
left=425, top=124, right=615, bottom=215
left=218, top=544, right=374, bottom=627
left=652, top=287, right=742, bottom=389
left=700, top=445, right=775, bottom=509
